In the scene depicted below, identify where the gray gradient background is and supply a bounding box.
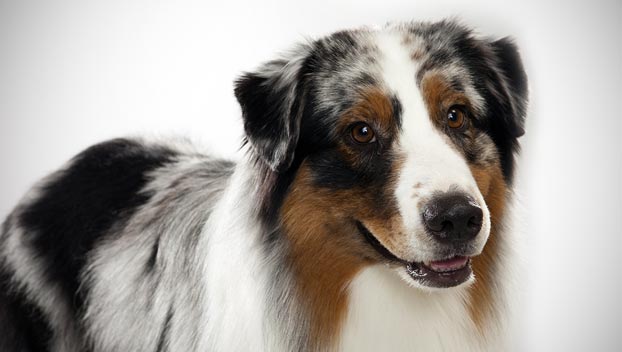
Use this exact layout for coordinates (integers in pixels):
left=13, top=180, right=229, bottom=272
left=1, top=0, right=620, bottom=350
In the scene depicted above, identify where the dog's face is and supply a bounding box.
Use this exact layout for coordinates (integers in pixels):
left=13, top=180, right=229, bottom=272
left=235, top=21, right=527, bottom=290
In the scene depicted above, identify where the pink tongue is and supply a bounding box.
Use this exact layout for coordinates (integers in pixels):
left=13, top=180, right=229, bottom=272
left=428, top=256, right=469, bottom=272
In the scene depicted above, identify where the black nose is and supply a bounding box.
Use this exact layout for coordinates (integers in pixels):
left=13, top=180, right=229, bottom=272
left=422, top=193, right=483, bottom=243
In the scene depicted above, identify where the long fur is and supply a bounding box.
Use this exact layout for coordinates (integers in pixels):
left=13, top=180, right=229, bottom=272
left=0, top=20, right=527, bottom=352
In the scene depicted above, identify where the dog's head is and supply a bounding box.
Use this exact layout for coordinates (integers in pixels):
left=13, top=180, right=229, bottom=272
left=235, top=21, right=527, bottom=290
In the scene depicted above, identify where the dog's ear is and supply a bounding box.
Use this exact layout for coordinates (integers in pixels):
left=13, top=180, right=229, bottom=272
left=488, top=37, right=529, bottom=138
left=478, top=36, right=528, bottom=183
left=234, top=45, right=311, bottom=173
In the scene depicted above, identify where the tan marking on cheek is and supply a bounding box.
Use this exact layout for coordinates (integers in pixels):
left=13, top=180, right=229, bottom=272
left=362, top=215, right=410, bottom=258
left=470, top=165, right=493, bottom=197
left=281, top=164, right=378, bottom=351
left=280, top=163, right=406, bottom=350
left=280, top=169, right=362, bottom=350
left=467, top=162, right=508, bottom=332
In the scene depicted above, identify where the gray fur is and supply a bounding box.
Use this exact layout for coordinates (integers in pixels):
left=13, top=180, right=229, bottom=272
left=0, top=19, right=527, bottom=352
left=82, top=152, right=234, bottom=352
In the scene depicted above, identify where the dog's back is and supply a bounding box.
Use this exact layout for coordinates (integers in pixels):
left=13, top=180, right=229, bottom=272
left=0, top=138, right=234, bottom=351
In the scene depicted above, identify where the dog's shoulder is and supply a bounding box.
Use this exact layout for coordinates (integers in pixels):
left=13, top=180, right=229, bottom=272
left=10, top=138, right=178, bottom=299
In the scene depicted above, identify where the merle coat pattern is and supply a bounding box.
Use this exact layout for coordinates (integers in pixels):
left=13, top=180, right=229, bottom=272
left=0, top=20, right=527, bottom=352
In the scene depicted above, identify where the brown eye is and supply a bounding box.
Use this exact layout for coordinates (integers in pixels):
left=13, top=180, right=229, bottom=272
left=447, top=106, right=467, bottom=129
left=351, top=123, right=376, bottom=144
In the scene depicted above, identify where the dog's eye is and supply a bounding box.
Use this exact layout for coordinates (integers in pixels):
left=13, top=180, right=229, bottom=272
left=447, top=106, right=467, bottom=129
left=351, top=123, right=376, bottom=144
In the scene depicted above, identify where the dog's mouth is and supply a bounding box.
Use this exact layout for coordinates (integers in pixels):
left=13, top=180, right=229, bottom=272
left=355, top=221, right=473, bottom=288
left=405, top=257, right=472, bottom=288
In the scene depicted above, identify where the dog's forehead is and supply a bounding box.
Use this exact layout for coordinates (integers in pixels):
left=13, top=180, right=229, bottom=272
left=307, top=23, right=485, bottom=122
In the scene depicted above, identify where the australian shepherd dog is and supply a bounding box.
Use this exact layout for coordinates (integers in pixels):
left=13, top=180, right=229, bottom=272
left=0, top=20, right=528, bottom=352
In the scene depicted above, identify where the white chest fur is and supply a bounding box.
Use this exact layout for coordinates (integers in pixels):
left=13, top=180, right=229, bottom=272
left=338, top=265, right=496, bottom=352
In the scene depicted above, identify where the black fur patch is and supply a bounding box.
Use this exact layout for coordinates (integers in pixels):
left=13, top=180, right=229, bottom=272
left=18, top=138, right=177, bottom=311
left=306, top=150, right=362, bottom=189
left=0, top=269, right=53, bottom=352
left=235, top=60, right=307, bottom=173
left=485, top=38, right=528, bottom=182
left=390, top=95, right=404, bottom=129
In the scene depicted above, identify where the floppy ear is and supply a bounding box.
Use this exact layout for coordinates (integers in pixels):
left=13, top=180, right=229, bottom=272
left=478, top=37, right=528, bottom=183
left=234, top=45, right=311, bottom=172
left=489, top=37, right=529, bottom=138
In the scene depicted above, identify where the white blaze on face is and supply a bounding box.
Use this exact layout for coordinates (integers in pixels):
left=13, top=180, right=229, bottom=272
left=374, top=31, right=491, bottom=263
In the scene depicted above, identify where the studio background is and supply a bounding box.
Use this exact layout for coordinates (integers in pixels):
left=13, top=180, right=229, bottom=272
left=1, top=0, right=620, bottom=351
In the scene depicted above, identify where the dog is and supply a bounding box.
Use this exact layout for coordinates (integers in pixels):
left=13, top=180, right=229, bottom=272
left=0, top=20, right=528, bottom=352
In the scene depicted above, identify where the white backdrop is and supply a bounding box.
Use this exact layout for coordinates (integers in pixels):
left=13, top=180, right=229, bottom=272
left=1, top=0, right=620, bottom=351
